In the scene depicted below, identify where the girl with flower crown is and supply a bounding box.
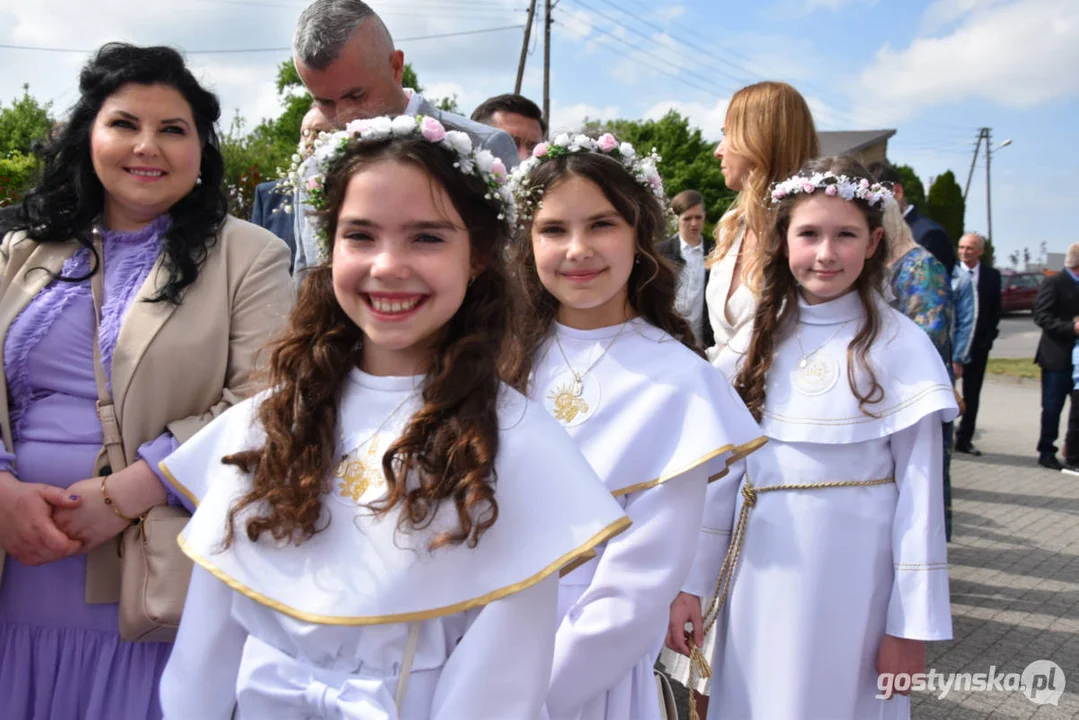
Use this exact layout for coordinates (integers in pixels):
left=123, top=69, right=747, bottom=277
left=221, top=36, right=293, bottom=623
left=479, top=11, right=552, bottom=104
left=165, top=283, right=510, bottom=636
left=671, top=155, right=956, bottom=720
left=502, top=133, right=764, bottom=720
left=156, top=116, right=629, bottom=719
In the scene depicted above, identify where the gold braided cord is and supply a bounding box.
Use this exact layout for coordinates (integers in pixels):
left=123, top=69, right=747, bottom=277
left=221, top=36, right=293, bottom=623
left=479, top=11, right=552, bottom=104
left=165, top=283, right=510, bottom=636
left=685, top=475, right=895, bottom=720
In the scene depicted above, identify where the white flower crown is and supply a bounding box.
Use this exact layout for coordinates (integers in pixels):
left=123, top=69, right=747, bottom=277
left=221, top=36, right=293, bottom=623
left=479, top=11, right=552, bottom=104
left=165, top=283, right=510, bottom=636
left=508, top=133, right=666, bottom=222
left=770, top=171, right=895, bottom=209
left=281, top=115, right=517, bottom=260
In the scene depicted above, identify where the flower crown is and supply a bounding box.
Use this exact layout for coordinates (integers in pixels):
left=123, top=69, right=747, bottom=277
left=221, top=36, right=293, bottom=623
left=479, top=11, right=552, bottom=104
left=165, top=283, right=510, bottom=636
left=770, top=171, right=895, bottom=209
left=508, top=133, right=666, bottom=222
left=282, top=114, right=516, bottom=260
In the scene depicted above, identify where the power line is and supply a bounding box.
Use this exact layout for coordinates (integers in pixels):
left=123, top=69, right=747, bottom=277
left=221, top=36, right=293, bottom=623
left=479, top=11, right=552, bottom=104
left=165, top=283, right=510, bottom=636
left=0, top=24, right=526, bottom=55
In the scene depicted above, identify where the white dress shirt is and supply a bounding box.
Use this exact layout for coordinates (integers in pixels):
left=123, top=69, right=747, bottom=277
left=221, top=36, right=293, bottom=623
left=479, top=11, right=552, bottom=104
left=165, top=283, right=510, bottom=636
left=964, top=260, right=981, bottom=287
left=674, top=235, right=707, bottom=343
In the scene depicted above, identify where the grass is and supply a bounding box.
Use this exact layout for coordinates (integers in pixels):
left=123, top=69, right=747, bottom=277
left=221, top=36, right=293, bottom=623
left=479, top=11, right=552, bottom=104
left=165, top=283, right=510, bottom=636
left=986, top=357, right=1039, bottom=379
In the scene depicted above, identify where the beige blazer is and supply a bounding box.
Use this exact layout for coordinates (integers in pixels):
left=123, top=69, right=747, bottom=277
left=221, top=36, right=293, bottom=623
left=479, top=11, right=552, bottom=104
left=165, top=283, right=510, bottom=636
left=0, top=216, right=294, bottom=599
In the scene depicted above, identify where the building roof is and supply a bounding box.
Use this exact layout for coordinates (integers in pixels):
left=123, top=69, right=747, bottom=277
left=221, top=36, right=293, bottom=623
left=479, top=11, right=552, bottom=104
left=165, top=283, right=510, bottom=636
left=817, top=129, right=897, bottom=156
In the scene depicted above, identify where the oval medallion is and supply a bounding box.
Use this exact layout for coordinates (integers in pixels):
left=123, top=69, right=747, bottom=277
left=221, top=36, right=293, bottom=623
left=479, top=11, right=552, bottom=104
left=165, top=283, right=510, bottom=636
left=544, top=370, right=601, bottom=427
left=791, top=353, right=840, bottom=397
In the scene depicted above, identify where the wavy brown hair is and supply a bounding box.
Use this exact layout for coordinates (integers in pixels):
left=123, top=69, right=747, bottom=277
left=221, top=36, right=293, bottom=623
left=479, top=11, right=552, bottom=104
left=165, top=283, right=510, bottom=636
left=502, top=148, right=703, bottom=392
left=706, top=81, right=818, bottom=295
left=735, top=155, right=888, bottom=422
left=223, top=137, right=509, bottom=550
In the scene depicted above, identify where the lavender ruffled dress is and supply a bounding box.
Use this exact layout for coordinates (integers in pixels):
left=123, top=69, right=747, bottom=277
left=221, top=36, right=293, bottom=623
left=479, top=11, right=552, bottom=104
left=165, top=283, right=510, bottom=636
left=0, top=216, right=187, bottom=720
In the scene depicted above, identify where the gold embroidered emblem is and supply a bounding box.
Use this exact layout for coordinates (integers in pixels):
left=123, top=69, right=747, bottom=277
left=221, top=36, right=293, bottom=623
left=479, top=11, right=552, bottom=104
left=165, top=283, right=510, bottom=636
left=547, top=381, right=589, bottom=424
left=336, top=436, right=386, bottom=502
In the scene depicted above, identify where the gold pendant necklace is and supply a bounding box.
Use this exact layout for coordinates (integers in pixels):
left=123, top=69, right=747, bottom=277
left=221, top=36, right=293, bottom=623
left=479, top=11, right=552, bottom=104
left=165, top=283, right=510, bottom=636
left=335, top=391, right=415, bottom=503
left=553, top=320, right=630, bottom=397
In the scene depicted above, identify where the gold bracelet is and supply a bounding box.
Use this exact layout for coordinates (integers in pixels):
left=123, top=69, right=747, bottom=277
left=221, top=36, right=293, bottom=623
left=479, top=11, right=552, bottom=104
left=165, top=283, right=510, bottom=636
left=101, top=475, right=139, bottom=524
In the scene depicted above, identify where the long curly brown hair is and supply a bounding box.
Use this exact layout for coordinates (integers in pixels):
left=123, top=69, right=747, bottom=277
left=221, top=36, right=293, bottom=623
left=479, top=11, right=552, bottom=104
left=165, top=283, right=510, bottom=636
left=223, top=137, right=508, bottom=550
left=735, top=155, right=888, bottom=422
left=501, top=149, right=703, bottom=392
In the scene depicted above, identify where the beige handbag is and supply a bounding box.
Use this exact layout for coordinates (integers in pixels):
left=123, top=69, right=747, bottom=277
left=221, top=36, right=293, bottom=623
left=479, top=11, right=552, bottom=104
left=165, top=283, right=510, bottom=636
left=90, top=231, right=192, bottom=643
left=655, top=670, right=679, bottom=720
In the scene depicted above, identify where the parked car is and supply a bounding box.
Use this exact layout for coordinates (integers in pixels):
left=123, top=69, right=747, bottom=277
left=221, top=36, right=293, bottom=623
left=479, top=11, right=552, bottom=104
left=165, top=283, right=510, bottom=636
left=1000, top=271, right=1043, bottom=312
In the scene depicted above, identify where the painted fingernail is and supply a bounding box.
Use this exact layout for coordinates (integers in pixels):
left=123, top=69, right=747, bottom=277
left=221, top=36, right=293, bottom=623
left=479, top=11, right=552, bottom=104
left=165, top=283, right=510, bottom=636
left=69, top=494, right=80, bottom=501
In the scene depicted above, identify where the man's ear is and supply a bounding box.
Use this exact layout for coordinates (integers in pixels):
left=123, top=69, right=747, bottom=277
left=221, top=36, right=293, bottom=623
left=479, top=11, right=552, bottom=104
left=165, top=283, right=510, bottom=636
left=390, top=50, right=405, bottom=85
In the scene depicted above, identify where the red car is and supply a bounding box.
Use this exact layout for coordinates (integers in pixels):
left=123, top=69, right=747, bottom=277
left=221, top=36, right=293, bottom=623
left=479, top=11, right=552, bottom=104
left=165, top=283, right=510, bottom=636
left=1000, top=272, right=1043, bottom=313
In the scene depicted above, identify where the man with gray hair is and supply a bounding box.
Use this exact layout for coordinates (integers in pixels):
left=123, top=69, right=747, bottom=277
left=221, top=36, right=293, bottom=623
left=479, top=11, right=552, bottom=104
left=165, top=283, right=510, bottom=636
left=954, top=232, right=1001, bottom=457
left=289, top=0, right=518, bottom=274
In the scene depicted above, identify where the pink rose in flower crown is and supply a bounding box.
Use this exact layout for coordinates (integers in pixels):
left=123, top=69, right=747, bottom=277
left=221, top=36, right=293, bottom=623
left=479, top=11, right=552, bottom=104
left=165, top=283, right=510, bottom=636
left=533, top=142, right=549, bottom=158
left=801, top=182, right=815, bottom=194
left=345, top=119, right=370, bottom=136
left=491, top=157, right=508, bottom=181
left=824, top=185, right=838, bottom=196
left=306, top=174, right=323, bottom=191
left=420, top=116, right=446, bottom=142
left=597, top=133, right=618, bottom=153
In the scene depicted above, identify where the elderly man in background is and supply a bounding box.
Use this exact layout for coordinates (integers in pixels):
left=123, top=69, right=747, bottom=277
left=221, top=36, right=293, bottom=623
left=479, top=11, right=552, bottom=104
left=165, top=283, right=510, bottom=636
left=1034, top=243, right=1079, bottom=470
left=289, top=0, right=518, bottom=274
left=471, top=93, right=546, bottom=162
left=250, top=105, right=332, bottom=268
left=954, top=232, right=1001, bottom=457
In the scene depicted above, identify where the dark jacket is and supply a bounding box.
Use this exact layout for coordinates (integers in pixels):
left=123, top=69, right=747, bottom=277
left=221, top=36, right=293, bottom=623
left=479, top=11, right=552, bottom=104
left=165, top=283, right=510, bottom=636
left=905, top=207, right=957, bottom=275
left=250, top=180, right=296, bottom=270
left=968, top=263, right=1002, bottom=354
left=1034, top=270, right=1079, bottom=371
left=655, top=234, right=715, bottom=349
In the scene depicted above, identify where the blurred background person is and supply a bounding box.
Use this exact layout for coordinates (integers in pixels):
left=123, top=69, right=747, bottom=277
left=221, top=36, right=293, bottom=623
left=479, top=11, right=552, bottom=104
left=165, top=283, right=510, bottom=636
left=249, top=105, right=332, bottom=268
left=657, top=189, right=713, bottom=347
left=471, top=92, right=546, bottom=162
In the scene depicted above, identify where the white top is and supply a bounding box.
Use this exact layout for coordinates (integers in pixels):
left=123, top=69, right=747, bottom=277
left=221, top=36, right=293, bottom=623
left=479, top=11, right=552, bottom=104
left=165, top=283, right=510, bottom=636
left=695, top=291, right=957, bottom=718
left=530, top=319, right=764, bottom=719
left=704, top=223, right=756, bottom=360
left=673, top=235, right=707, bottom=344
left=159, top=370, right=628, bottom=719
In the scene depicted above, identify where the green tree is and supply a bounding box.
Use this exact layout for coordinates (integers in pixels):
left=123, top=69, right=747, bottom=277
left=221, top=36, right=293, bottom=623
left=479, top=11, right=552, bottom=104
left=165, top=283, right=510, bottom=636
left=585, top=111, right=735, bottom=235
left=926, top=170, right=965, bottom=248
left=894, top=164, right=926, bottom=212
left=0, top=85, right=54, bottom=206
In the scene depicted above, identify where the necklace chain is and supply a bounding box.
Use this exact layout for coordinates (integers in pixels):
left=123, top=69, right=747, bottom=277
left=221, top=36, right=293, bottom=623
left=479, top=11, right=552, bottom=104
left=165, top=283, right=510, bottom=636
left=554, top=321, right=630, bottom=397
left=338, top=391, right=416, bottom=463
left=795, top=321, right=850, bottom=369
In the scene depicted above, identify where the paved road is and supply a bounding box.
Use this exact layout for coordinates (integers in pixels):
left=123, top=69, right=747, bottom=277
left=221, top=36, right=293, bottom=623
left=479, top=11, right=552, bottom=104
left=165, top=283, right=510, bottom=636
left=666, top=375, right=1079, bottom=719
left=992, top=312, right=1040, bottom=360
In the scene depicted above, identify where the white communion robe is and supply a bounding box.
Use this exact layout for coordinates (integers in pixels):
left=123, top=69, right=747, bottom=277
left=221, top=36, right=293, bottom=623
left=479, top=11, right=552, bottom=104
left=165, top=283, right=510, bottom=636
left=529, top=319, right=765, bottom=720
left=157, top=370, right=630, bottom=720
left=685, top=291, right=957, bottom=720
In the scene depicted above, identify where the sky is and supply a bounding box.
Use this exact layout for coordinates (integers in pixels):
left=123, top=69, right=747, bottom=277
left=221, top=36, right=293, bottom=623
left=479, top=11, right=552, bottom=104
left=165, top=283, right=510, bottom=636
left=0, top=0, right=1074, bottom=266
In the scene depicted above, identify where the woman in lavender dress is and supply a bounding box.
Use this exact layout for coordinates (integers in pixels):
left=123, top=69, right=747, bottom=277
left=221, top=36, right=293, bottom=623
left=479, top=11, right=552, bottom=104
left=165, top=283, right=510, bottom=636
left=0, top=43, right=293, bottom=719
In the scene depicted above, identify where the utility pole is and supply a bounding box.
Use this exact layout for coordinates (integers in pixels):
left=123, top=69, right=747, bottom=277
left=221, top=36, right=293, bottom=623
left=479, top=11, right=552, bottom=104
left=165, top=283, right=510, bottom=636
left=543, top=0, right=553, bottom=127
left=985, top=127, right=993, bottom=243
left=514, top=0, right=538, bottom=94
left=963, top=128, right=986, bottom=201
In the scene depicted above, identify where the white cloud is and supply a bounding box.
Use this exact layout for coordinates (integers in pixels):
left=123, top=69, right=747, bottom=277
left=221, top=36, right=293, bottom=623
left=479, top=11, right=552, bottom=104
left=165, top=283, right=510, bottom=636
left=853, top=0, right=1079, bottom=124
left=644, top=97, right=730, bottom=140
left=659, top=5, right=688, bottom=22
left=549, top=102, right=620, bottom=134
left=801, top=0, right=878, bottom=9
left=918, top=0, right=1012, bottom=34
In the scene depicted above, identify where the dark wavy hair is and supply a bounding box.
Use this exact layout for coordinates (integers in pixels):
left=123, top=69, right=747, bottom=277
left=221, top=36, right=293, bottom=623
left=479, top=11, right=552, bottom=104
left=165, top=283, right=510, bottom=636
left=735, top=155, right=888, bottom=421
left=223, top=137, right=508, bottom=550
left=502, top=148, right=702, bottom=392
left=8, top=42, right=228, bottom=304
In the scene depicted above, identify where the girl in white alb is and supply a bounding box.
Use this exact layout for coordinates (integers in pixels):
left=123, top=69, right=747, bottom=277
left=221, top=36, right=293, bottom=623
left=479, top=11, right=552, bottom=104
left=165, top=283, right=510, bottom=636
left=669, top=155, right=957, bottom=720
left=157, top=116, right=628, bottom=719
left=504, top=134, right=764, bottom=720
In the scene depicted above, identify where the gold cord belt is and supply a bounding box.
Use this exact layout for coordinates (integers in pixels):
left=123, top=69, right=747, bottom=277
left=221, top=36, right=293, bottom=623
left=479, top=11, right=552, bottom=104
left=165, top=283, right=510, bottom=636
left=686, top=475, right=895, bottom=720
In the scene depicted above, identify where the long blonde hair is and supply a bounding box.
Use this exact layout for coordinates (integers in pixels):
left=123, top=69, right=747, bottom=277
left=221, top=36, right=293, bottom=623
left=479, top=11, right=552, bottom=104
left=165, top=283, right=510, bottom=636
left=707, top=81, right=819, bottom=293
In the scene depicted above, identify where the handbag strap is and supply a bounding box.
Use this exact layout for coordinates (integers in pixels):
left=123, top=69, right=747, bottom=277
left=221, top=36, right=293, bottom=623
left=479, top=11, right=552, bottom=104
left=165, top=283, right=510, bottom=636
left=88, top=229, right=126, bottom=473
left=395, top=623, right=421, bottom=711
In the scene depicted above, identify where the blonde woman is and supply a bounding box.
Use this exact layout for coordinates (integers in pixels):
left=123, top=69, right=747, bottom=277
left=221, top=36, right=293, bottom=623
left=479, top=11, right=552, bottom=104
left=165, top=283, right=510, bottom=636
left=660, top=80, right=817, bottom=717
left=701, top=81, right=818, bottom=359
